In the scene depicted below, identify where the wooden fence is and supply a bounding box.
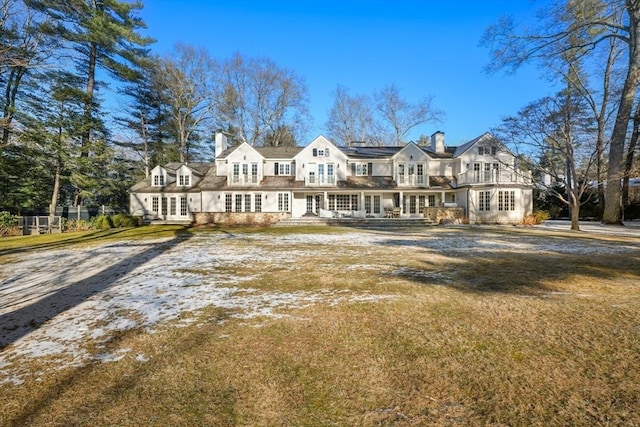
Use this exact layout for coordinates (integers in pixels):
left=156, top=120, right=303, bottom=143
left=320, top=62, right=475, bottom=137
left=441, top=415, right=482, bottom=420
left=21, top=216, right=62, bottom=235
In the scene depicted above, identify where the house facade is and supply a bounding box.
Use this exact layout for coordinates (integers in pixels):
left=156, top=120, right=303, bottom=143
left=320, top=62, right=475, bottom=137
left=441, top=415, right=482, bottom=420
left=129, top=132, right=534, bottom=225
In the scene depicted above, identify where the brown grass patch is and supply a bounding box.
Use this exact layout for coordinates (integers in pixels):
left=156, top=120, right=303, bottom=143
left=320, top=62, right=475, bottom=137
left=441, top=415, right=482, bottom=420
left=1, top=226, right=639, bottom=426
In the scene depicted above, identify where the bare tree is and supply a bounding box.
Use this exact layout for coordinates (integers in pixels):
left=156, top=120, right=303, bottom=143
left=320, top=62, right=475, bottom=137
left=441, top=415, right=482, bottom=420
left=325, top=84, right=443, bottom=146
left=325, top=85, right=374, bottom=145
left=153, top=44, right=216, bottom=162
left=482, top=0, right=640, bottom=224
left=496, top=91, right=598, bottom=231
left=214, top=52, right=309, bottom=146
left=374, top=83, right=443, bottom=146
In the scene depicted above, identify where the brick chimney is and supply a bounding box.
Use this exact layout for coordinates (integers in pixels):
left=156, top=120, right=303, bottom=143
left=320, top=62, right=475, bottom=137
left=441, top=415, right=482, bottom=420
left=431, top=131, right=445, bottom=154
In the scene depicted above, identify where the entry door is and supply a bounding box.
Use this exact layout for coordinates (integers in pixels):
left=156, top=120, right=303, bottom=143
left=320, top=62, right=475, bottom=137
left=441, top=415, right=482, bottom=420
left=408, top=195, right=417, bottom=214
left=306, top=195, right=314, bottom=213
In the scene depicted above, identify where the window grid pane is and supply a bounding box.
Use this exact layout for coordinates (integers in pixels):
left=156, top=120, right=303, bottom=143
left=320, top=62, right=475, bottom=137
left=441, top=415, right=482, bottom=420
left=180, top=197, right=187, bottom=216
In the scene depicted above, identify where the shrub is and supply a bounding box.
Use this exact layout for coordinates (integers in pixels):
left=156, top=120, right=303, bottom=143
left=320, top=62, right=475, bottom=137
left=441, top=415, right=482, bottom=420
left=522, top=210, right=550, bottom=225
left=0, top=211, right=18, bottom=227
left=534, top=210, right=550, bottom=223
left=111, top=213, right=139, bottom=227
left=0, top=211, right=20, bottom=237
left=66, top=219, right=93, bottom=231
left=92, top=215, right=114, bottom=229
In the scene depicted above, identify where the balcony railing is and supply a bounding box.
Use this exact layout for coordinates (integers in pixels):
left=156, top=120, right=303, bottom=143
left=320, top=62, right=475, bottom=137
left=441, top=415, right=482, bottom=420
left=305, top=175, right=336, bottom=186
left=457, top=169, right=532, bottom=185
left=396, top=174, right=427, bottom=186
left=230, top=174, right=261, bottom=185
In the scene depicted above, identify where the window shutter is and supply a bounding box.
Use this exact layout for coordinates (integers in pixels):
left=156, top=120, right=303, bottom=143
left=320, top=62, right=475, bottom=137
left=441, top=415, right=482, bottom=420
left=368, top=163, right=373, bottom=176
left=325, top=148, right=330, bottom=157
left=274, top=162, right=279, bottom=175
left=312, top=148, right=317, bottom=157
left=351, top=163, right=356, bottom=175
left=290, top=161, right=295, bottom=175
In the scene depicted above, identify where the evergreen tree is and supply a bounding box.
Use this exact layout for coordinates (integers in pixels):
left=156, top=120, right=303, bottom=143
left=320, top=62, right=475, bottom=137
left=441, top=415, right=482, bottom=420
left=26, top=0, right=154, bottom=157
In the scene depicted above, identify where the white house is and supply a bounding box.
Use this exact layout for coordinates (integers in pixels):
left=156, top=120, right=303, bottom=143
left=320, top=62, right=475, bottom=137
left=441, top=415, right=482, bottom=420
left=129, top=132, right=534, bottom=225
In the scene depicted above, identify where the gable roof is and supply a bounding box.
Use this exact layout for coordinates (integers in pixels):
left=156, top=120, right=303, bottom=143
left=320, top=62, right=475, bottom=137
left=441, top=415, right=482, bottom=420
left=340, top=145, right=402, bottom=159
left=453, top=132, right=497, bottom=157
left=215, top=144, right=242, bottom=160
left=163, top=162, right=212, bottom=176
left=256, top=146, right=303, bottom=159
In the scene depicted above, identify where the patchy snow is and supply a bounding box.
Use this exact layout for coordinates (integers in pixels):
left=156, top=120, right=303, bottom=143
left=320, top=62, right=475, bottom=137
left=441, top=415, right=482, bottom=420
left=1, top=227, right=638, bottom=386
left=0, top=233, right=396, bottom=385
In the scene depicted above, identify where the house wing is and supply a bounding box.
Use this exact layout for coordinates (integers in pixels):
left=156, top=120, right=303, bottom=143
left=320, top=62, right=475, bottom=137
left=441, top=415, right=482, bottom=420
left=391, top=142, right=429, bottom=162
left=453, top=132, right=512, bottom=158
left=294, top=135, right=348, bottom=162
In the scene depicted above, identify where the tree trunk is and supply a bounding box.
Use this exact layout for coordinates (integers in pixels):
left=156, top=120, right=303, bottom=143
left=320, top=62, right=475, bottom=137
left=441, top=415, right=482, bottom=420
left=49, top=161, right=61, bottom=234
left=596, top=120, right=606, bottom=220
left=81, top=41, right=98, bottom=157
left=603, top=3, right=640, bottom=224
left=622, top=102, right=640, bottom=211
left=1, top=66, right=25, bottom=148
left=570, top=196, right=581, bottom=231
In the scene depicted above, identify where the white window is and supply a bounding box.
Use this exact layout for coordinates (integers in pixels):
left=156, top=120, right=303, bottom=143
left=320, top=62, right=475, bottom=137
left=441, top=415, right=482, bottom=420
left=278, top=193, right=289, bottom=211
left=232, top=163, right=240, bottom=183
left=278, top=163, right=290, bottom=175
left=328, top=194, right=358, bottom=211
left=180, top=197, right=188, bottom=216
left=398, top=164, right=405, bottom=183
left=373, top=195, right=381, bottom=214
left=179, top=174, right=190, bottom=186
left=251, top=163, right=259, bottom=183
left=498, top=191, right=515, bottom=211
left=242, top=164, right=249, bottom=182
left=255, top=194, right=262, bottom=212
left=416, top=164, right=425, bottom=184
left=225, top=194, right=232, bottom=212
left=244, top=194, right=251, bottom=212
left=152, top=196, right=159, bottom=213
left=170, top=197, right=176, bottom=215
left=235, top=194, right=242, bottom=212
left=479, top=191, right=491, bottom=211
left=153, top=175, right=164, bottom=186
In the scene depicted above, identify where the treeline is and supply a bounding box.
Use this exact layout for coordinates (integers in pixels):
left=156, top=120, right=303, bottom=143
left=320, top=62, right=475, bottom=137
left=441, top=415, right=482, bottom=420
left=0, top=1, right=314, bottom=214
left=483, top=0, right=640, bottom=226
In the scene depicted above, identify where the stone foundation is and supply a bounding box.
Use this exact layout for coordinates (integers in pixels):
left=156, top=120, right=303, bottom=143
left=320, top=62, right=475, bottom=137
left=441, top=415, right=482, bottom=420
left=194, top=212, right=289, bottom=226
left=423, top=207, right=465, bottom=224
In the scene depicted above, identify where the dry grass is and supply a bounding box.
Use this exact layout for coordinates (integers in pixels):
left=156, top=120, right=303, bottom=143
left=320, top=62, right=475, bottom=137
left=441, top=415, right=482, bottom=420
left=1, top=225, right=639, bottom=426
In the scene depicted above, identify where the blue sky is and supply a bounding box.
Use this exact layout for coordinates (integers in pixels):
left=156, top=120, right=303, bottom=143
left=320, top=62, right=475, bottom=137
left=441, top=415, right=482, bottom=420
left=138, top=0, right=554, bottom=146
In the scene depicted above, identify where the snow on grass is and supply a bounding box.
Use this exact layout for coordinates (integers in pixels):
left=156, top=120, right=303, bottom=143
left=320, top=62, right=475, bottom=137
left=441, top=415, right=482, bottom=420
left=0, top=233, right=394, bottom=385
left=1, top=227, right=638, bottom=386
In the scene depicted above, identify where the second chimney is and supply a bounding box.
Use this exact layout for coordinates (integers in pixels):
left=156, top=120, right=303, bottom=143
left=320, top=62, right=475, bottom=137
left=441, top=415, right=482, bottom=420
left=431, top=131, right=445, bottom=154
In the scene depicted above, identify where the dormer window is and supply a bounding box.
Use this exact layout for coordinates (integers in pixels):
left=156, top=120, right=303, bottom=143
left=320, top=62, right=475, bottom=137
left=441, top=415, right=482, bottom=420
left=479, top=146, right=497, bottom=155
left=179, top=174, right=190, bottom=186
left=153, top=174, right=164, bottom=186
left=312, top=148, right=330, bottom=157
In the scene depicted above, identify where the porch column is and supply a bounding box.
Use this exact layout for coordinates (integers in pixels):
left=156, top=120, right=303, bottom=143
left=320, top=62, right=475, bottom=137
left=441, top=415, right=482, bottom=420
left=399, top=191, right=404, bottom=214
left=361, top=191, right=365, bottom=212
left=324, top=191, right=328, bottom=210
left=441, top=191, right=445, bottom=206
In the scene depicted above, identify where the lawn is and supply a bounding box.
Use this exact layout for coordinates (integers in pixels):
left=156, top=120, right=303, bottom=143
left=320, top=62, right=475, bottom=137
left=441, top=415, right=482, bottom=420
left=1, top=224, right=639, bottom=426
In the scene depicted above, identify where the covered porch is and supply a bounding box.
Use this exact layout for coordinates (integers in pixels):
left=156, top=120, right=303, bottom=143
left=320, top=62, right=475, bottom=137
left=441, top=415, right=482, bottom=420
left=291, top=189, right=461, bottom=219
